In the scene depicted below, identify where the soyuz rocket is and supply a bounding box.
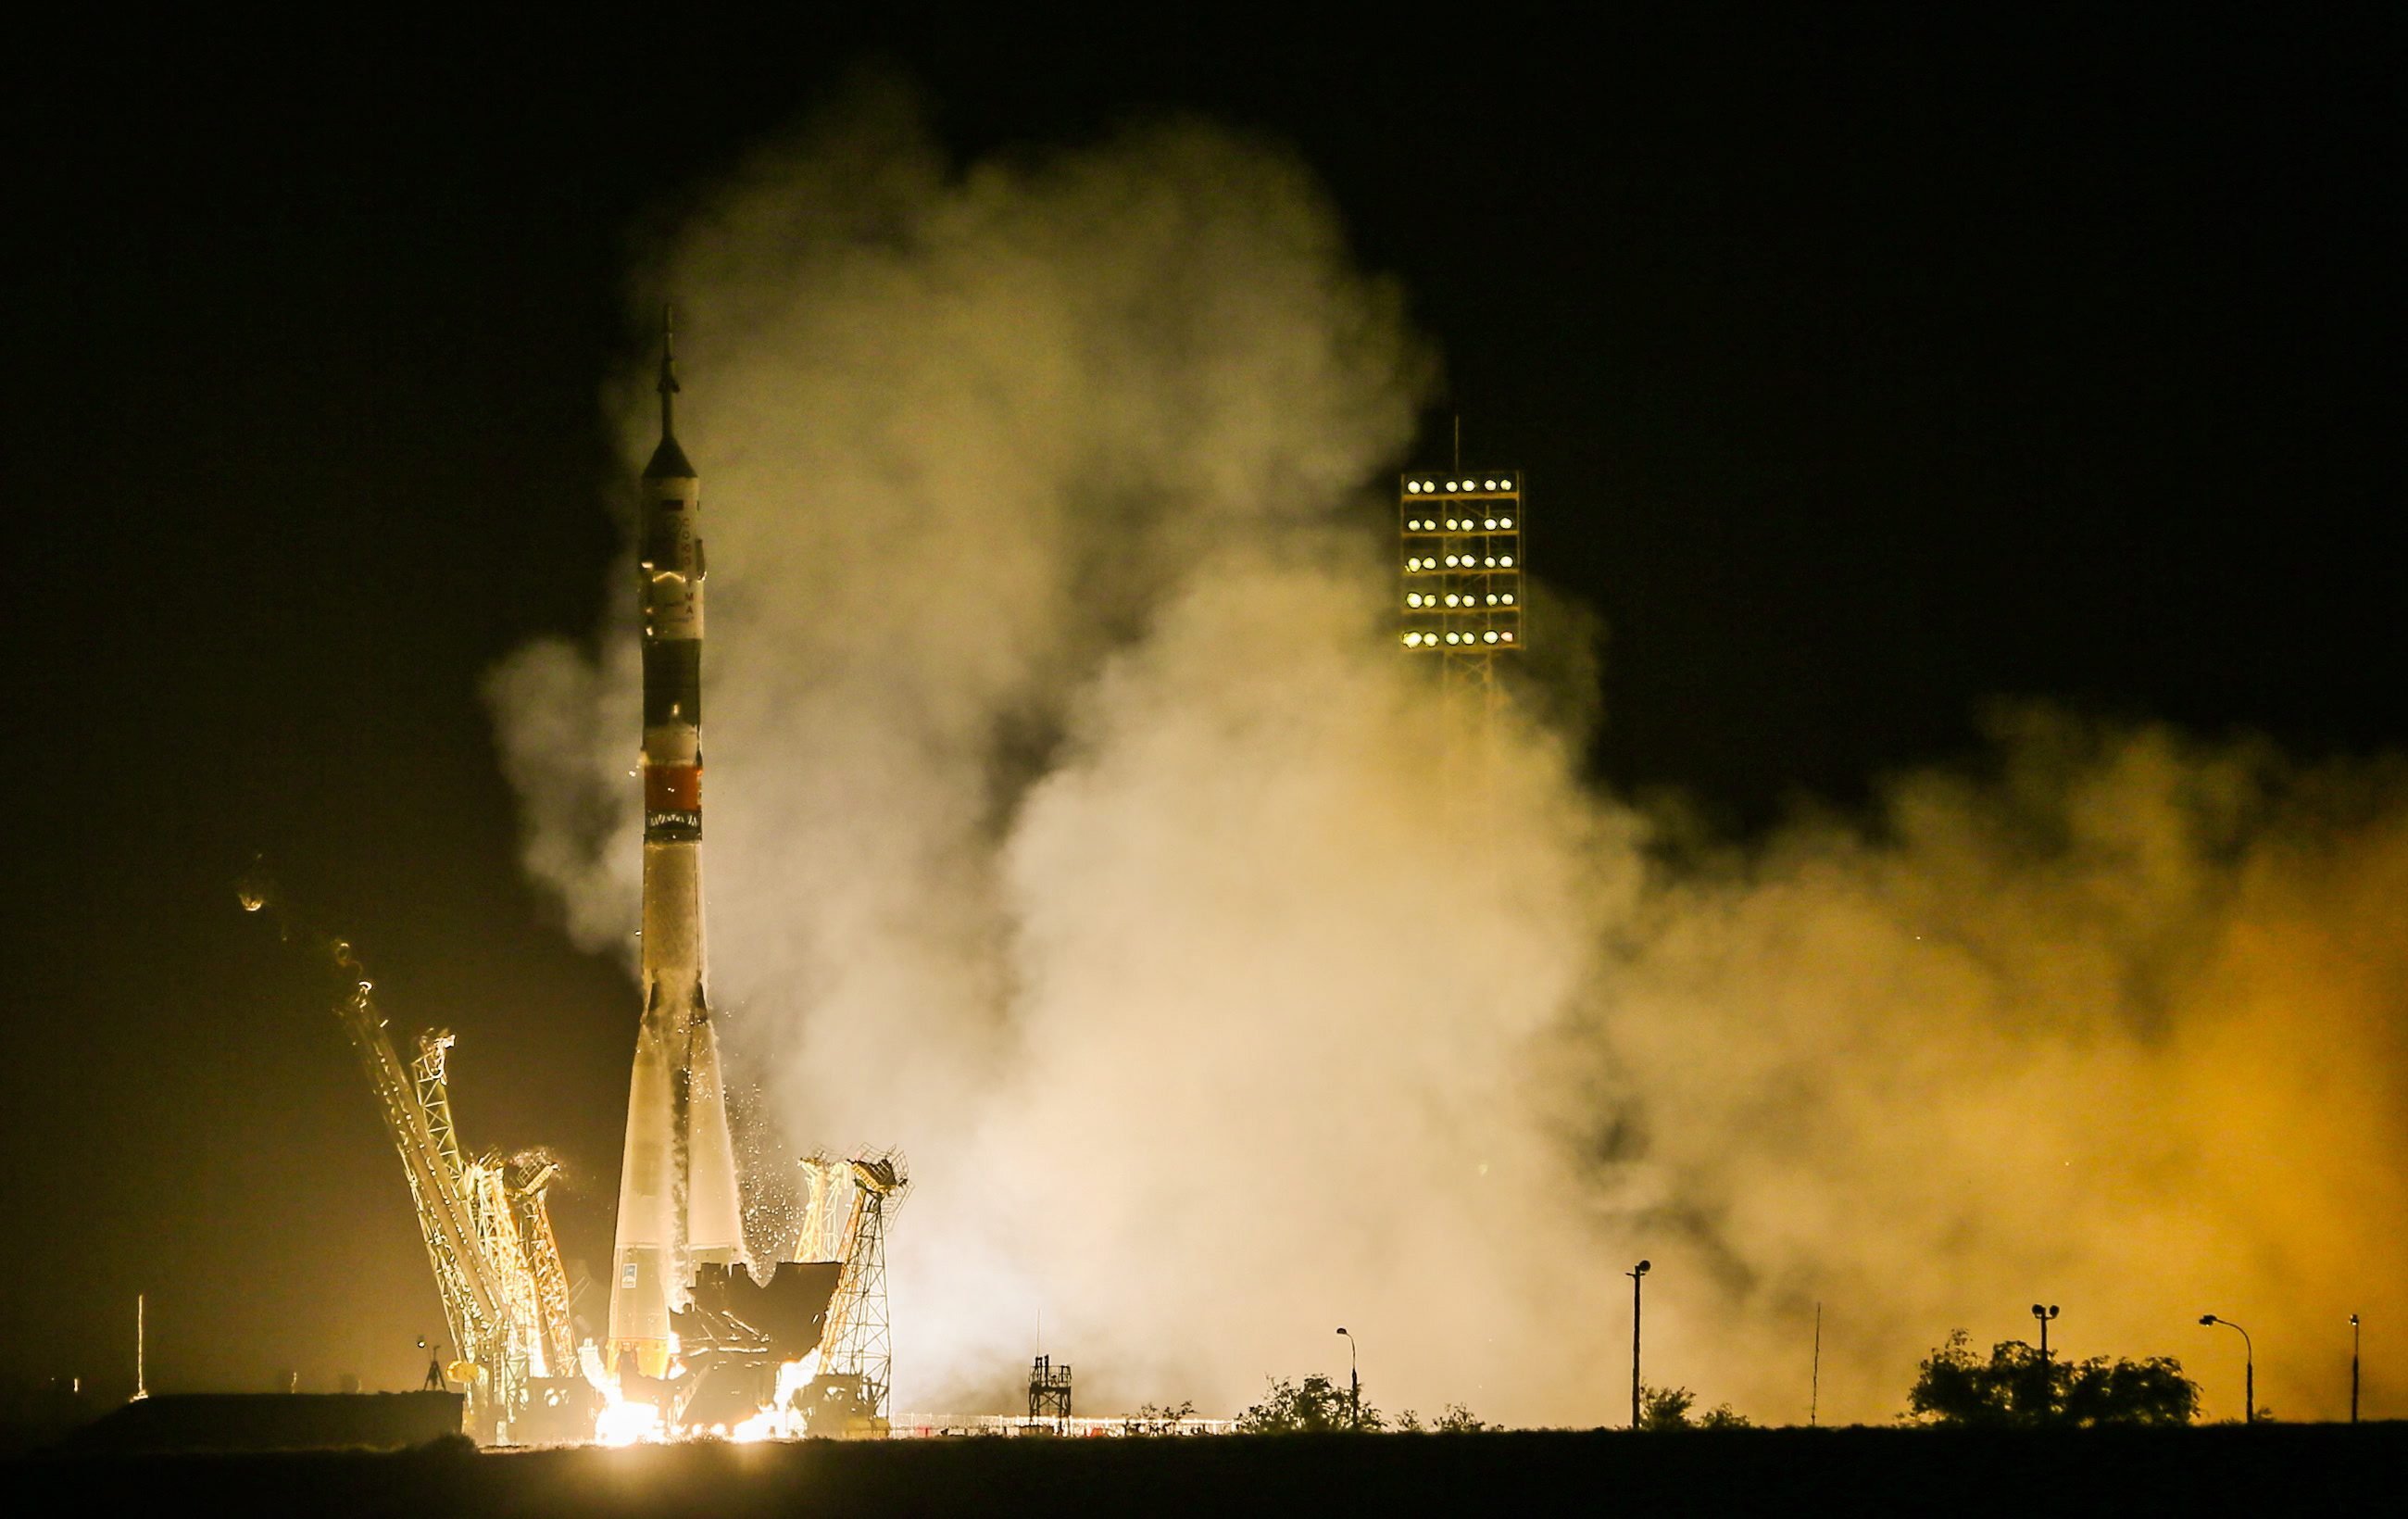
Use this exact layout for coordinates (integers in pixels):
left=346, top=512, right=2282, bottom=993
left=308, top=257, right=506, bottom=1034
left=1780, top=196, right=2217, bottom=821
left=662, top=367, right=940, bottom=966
left=608, top=313, right=748, bottom=1380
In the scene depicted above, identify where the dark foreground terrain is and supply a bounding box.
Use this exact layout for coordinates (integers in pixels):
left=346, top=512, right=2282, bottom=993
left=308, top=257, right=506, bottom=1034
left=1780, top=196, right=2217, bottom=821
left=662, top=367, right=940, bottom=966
left=14, top=1423, right=2404, bottom=1517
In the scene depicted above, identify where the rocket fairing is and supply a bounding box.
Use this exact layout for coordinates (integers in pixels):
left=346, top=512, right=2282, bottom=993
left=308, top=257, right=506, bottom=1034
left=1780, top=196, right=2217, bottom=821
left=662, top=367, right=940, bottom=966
left=608, top=312, right=748, bottom=1381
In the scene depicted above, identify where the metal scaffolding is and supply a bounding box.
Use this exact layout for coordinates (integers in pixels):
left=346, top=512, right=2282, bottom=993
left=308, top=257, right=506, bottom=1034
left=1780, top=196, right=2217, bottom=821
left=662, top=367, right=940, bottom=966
left=1028, top=1355, right=1073, bottom=1423
left=806, top=1152, right=908, bottom=1433
left=244, top=878, right=572, bottom=1443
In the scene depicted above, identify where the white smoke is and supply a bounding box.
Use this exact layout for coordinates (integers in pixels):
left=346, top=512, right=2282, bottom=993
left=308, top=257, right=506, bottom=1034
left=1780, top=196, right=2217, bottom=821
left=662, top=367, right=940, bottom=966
left=489, top=87, right=2407, bottom=1425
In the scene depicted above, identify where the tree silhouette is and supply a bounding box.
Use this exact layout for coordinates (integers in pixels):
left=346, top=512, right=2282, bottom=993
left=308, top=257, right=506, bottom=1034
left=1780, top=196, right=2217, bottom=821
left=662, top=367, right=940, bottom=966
left=1235, top=1374, right=1384, bottom=1433
left=1909, top=1331, right=2199, bottom=1426
left=1638, top=1384, right=1752, bottom=1430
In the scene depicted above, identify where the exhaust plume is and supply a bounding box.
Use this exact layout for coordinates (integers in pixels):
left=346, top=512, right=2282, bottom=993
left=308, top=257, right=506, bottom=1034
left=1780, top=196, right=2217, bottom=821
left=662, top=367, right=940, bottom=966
left=489, top=89, right=2405, bottom=1425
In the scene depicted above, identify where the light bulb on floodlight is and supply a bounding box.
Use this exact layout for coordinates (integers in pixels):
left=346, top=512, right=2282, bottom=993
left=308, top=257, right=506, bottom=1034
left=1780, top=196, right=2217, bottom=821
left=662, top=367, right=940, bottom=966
left=1501, top=555, right=1514, bottom=567
left=1500, top=516, right=1513, bottom=528
left=1500, top=478, right=1511, bottom=489
left=1502, top=632, right=1513, bottom=642
left=1485, top=519, right=1498, bottom=529
left=1484, top=631, right=1499, bottom=643
left=1503, top=594, right=1514, bottom=605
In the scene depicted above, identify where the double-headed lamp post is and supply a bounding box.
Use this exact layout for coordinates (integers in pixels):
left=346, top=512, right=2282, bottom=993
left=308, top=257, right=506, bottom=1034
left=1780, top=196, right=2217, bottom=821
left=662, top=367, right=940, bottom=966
left=2032, top=1304, right=2060, bottom=1362
left=1627, top=1260, right=1651, bottom=1428
left=1336, top=1328, right=1359, bottom=1432
left=2200, top=1314, right=2253, bottom=1425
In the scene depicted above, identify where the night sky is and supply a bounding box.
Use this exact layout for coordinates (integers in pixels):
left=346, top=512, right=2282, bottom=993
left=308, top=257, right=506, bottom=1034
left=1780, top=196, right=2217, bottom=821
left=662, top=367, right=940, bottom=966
left=8, top=12, right=2398, bottom=1398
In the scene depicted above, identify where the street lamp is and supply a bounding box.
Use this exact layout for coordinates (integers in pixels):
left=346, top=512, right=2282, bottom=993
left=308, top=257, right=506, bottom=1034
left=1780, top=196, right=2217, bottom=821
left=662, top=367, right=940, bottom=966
left=2351, top=1314, right=2360, bottom=1425
left=2200, top=1314, right=2253, bottom=1425
left=2031, top=1304, right=2060, bottom=1361
left=1335, top=1328, right=1359, bottom=1432
left=1627, top=1261, right=1651, bottom=1428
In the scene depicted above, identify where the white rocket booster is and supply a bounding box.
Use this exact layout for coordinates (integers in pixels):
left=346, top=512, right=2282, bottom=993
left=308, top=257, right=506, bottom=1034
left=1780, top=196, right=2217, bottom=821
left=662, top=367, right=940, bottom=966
left=608, top=311, right=747, bottom=1380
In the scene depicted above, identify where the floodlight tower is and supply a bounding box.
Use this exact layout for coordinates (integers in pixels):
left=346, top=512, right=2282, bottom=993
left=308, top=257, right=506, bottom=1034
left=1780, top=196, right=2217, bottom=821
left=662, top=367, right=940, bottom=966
left=1399, top=468, right=1524, bottom=675
left=1400, top=469, right=1523, bottom=805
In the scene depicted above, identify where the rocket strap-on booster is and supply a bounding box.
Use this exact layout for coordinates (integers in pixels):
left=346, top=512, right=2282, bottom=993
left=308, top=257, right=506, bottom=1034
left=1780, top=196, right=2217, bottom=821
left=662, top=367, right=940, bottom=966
left=608, top=311, right=748, bottom=1380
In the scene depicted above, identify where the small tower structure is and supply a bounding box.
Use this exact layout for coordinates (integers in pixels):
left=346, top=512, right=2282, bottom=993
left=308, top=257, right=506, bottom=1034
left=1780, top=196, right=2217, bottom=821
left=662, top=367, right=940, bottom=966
left=1028, top=1355, right=1073, bottom=1424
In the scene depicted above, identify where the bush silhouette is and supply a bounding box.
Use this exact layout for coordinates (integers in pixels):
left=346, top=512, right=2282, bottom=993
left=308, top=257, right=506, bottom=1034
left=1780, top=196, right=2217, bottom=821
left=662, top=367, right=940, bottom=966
left=1909, top=1330, right=2198, bottom=1426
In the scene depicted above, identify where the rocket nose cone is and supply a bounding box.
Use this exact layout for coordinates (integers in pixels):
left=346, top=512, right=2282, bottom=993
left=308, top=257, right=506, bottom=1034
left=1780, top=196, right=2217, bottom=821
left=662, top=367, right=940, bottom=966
left=643, top=434, right=696, bottom=481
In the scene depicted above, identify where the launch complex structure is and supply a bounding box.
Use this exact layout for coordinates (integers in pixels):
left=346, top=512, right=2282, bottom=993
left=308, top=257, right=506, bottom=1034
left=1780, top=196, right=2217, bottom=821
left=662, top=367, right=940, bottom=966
left=252, top=318, right=903, bottom=1444
left=249, top=329, right=1515, bottom=1444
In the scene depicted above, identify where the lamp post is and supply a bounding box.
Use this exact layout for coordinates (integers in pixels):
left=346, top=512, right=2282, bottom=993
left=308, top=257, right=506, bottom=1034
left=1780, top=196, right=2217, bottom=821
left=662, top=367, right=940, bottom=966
left=2351, top=1314, right=2360, bottom=1425
left=1627, top=1261, right=1651, bottom=1428
left=2031, top=1304, right=2059, bottom=1362
left=1336, top=1328, right=1359, bottom=1432
left=2200, top=1314, right=2253, bottom=1425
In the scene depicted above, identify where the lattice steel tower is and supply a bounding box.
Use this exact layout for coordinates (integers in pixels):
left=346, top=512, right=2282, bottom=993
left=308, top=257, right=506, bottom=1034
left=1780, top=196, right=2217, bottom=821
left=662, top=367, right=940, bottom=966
left=812, top=1153, right=906, bottom=1430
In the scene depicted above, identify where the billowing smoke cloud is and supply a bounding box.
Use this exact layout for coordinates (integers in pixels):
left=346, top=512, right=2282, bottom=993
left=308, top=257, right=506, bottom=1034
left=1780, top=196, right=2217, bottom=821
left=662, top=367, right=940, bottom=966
left=489, top=87, right=2406, bottom=1425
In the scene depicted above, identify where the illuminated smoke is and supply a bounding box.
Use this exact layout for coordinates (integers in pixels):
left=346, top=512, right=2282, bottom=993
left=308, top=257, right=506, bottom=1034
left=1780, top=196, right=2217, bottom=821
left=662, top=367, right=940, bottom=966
left=489, top=86, right=2406, bottom=1425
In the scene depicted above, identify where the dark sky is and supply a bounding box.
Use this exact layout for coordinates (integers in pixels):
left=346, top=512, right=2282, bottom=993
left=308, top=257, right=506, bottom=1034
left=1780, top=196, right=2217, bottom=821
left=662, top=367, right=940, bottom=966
left=6, top=12, right=2398, bottom=1398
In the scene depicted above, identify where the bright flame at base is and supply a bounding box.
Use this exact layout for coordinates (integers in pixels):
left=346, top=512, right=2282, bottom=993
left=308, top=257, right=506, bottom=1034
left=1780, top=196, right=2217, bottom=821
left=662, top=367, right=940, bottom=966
left=595, top=1400, right=663, bottom=1446
left=729, top=1409, right=781, bottom=1443
left=584, top=1351, right=819, bottom=1445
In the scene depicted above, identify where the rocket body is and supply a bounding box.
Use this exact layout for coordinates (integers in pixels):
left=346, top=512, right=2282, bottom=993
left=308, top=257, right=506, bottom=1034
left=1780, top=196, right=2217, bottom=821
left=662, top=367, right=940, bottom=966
left=608, top=327, right=747, bottom=1380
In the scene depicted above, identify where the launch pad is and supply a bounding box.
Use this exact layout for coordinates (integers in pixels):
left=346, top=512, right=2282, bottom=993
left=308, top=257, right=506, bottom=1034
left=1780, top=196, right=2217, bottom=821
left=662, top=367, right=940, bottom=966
left=253, top=317, right=905, bottom=1445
